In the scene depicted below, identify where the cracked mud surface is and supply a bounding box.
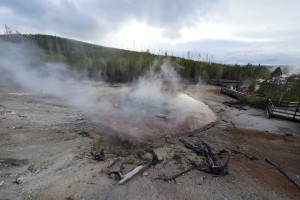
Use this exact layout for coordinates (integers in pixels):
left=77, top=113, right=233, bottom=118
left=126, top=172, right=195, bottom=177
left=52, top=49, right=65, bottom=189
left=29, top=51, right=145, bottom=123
left=1, top=83, right=299, bottom=200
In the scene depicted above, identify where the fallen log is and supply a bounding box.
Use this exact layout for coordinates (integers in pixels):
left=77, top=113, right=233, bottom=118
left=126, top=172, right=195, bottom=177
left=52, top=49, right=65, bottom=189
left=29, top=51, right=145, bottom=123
left=265, top=159, right=300, bottom=191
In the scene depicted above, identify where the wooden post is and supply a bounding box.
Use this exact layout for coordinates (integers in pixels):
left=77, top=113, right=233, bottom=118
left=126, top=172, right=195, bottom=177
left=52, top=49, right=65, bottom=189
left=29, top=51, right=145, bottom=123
left=293, top=99, right=300, bottom=120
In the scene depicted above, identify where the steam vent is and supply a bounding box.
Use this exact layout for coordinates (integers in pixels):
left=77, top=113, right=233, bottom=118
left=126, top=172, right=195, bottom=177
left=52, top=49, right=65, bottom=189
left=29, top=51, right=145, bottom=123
left=95, top=87, right=217, bottom=139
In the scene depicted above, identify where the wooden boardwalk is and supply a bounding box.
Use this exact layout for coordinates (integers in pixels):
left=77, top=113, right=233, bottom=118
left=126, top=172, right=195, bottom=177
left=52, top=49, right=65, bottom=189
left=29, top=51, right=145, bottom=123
left=220, top=86, right=300, bottom=122
left=266, top=99, right=300, bottom=121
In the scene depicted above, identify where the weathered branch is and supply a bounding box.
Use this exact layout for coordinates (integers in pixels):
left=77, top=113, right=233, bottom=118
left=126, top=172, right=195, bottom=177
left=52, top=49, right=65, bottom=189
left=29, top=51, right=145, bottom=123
left=265, top=159, right=300, bottom=191
left=229, top=148, right=258, bottom=161
left=118, top=164, right=149, bottom=185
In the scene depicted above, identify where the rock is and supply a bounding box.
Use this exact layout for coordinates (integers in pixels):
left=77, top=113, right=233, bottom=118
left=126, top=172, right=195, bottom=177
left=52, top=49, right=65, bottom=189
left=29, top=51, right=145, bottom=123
left=143, top=172, right=149, bottom=176
left=78, top=131, right=91, bottom=138
left=5, top=111, right=16, bottom=115
left=28, top=164, right=37, bottom=173
left=153, top=147, right=174, bottom=161
left=0, top=180, right=4, bottom=187
left=93, top=149, right=105, bottom=161
left=141, top=152, right=153, bottom=161
left=16, top=176, right=24, bottom=184
left=66, top=195, right=74, bottom=200
left=110, top=173, right=118, bottom=180
left=11, top=125, right=23, bottom=129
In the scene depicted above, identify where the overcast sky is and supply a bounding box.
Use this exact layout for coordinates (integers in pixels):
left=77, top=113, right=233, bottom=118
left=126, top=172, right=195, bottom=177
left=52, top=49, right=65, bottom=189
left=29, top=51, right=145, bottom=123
left=0, top=0, right=299, bottom=66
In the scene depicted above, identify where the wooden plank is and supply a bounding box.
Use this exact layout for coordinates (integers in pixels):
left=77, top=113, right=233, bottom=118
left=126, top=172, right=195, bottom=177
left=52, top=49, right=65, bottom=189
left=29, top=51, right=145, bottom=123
left=273, top=111, right=296, bottom=116
left=268, top=99, right=300, bottom=121
left=273, top=111, right=297, bottom=114
left=273, top=109, right=295, bottom=114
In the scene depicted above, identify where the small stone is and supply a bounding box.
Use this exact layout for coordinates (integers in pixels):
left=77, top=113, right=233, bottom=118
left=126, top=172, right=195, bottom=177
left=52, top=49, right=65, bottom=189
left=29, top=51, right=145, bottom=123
left=66, top=195, right=74, bottom=200
left=16, top=176, right=24, bottom=184
left=5, top=111, right=16, bottom=115
left=141, top=152, right=153, bottom=161
left=11, top=125, right=23, bottom=129
left=153, top=147, right=174, bottom=161
left=110, top=173, right=117, bottom=180
left=143, top=172, right=149, bottom=176
left=28, top=164, right=37, bottom=173
left=0, top=180, right=4, bottom=187
left=94, top=149, right=105, bottom=161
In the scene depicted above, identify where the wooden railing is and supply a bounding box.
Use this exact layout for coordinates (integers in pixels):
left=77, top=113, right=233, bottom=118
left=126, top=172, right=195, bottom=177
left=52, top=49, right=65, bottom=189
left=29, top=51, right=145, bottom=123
left=266, top=99, right=300, bottom=121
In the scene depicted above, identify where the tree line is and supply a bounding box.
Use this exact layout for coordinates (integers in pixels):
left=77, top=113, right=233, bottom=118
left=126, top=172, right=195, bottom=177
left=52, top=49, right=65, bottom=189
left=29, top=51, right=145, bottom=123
left=1, top=31, right=271, bottom=83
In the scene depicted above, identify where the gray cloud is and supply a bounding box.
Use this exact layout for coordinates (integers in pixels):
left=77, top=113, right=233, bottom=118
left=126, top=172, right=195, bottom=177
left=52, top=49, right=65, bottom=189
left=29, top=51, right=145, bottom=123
left=204, top=0, right=300, bottom=49
left=0, top=0, right=99, bottom=39
left=165, top=39, right=300, bottom=66
left=0, top=0, right=217, bottom=40
left=0, top=0, right=299, bottom=66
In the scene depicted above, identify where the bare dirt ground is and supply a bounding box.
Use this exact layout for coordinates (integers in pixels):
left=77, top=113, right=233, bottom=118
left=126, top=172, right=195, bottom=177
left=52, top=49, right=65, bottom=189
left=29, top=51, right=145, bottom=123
left=1, top=83, right=300, bottom=200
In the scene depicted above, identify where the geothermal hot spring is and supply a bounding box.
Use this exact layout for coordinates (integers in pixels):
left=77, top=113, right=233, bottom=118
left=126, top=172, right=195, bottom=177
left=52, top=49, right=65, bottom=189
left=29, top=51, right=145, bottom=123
left=0, top=42, right=217, bottom=140
left=92, top=80, right=217, bottom=139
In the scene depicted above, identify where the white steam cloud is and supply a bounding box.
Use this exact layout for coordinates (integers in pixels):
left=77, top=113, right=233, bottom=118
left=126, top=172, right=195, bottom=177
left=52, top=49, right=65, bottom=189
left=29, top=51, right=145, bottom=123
left=0, top=41, right=216, bottom=139
left=0, top=41, right=100, bottom=109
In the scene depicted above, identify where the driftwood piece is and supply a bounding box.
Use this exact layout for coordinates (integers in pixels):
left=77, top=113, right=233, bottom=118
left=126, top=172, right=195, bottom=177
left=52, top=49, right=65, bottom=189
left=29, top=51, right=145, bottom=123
left=118, top=164, right=149, bottom=185
left=109, top=163, right=150, bottom=185
left=265, top=159, right=300, bottom=191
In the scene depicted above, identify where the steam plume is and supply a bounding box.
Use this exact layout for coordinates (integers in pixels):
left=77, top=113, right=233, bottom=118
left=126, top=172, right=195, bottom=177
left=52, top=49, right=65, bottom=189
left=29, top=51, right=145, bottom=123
left=0, top=40, right=216, bottom=138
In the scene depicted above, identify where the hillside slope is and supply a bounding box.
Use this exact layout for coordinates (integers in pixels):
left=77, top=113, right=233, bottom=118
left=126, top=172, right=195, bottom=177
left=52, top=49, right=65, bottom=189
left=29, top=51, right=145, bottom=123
left=0, top=34, right=270, bottom=82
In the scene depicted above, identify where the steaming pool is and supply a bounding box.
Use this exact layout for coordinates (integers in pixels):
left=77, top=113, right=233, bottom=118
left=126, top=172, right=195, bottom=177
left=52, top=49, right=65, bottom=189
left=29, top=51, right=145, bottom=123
left=94, top=86, right=217, bottom=139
